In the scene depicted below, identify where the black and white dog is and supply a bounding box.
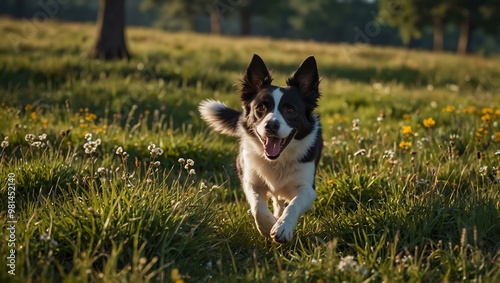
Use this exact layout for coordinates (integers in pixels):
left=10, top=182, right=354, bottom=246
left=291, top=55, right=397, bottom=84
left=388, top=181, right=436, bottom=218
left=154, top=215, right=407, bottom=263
left=199, top=54, right=322, bottom=243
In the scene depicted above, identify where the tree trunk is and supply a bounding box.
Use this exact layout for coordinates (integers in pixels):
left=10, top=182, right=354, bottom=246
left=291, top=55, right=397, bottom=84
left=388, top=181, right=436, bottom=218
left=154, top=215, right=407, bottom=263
left=432, top=16, right=443, bottom=52
left=456, top=13, right=470, bottom=55
left=210, top=11, right=221, bottom=34
left=88, top=0, right=130, bottom=60
left=240, top=6, right=251, bottom=35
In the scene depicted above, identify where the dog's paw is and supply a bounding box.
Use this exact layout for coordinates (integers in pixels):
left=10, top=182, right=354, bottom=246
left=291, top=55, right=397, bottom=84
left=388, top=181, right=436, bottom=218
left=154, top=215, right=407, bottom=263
left=270, top=221, right=294, bottom=244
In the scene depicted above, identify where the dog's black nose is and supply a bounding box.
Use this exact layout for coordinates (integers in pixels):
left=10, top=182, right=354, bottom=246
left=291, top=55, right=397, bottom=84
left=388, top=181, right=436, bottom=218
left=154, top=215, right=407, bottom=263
left=265, top=119, right=280, bottom=133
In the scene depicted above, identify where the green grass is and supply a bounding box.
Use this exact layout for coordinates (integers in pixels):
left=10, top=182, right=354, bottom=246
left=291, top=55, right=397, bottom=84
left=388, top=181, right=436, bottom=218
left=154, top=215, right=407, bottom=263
left=1, top=17, right=500, bottom=282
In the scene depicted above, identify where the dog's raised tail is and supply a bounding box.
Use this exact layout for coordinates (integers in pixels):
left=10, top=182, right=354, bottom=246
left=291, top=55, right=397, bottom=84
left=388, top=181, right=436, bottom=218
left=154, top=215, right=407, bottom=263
left=199, top=100, right=241, bottom=136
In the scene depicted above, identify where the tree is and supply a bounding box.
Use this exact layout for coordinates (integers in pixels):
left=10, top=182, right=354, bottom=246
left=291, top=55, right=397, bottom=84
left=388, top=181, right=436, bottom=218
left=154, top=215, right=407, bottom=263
left=88, top=0, right=130, bottom=60
left=379, top=0, right=446, bottom=51
left=144, top=0, right=221, bottom=34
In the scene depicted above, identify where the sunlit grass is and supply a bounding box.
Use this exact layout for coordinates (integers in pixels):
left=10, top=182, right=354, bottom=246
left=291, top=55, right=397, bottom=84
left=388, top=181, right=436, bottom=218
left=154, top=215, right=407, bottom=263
left=0, top=17, right=499, bottom=282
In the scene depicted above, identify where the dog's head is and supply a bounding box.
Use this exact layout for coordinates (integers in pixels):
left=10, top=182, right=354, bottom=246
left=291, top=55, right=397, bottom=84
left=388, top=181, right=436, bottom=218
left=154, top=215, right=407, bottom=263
left=240, top=54, right=320, bottom=160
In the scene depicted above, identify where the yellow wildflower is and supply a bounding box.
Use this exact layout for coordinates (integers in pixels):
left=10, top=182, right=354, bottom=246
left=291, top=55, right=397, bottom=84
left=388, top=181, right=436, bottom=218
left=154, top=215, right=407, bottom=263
left=403, top=114, right=411, bottom=120
left=462, top=106, right=476, bottom=114
left=481, top=114, right=491, bottom=124
left=442, top=105, right=456, bottom=113
left=423, top=117, right=436, bottom=128
left=492, top=132, right=500, bottom=142
left=399, top=141, right=411, bottom=149
left=401, top=125, right=413, bottom=137
left=481, top=107, right=494, bottom=115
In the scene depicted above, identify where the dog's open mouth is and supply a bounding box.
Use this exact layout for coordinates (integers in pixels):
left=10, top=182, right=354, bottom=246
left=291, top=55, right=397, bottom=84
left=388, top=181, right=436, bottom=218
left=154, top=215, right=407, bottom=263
left=259, top=129, right=297, bottom=160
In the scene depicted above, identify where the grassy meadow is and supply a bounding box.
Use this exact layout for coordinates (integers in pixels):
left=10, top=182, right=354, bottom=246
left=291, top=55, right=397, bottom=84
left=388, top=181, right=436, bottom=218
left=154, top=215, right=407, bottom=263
left=1, top=17, right=500, bottom=282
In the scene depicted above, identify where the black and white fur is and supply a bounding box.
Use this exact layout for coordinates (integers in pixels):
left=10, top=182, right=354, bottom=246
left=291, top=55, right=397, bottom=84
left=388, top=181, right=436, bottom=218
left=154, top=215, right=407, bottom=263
left=199, top=54, right=322, bottom=243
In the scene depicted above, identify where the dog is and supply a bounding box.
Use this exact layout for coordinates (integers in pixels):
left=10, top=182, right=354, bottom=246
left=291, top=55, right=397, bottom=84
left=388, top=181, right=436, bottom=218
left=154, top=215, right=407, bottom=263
left=199, top=54, right=322, bottom=243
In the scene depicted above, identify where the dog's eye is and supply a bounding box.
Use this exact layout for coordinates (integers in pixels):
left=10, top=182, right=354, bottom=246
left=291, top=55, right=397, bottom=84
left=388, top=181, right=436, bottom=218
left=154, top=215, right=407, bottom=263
left=287, top=107, right=295, bottom=114
left=256, top=104, right=266, bottom=112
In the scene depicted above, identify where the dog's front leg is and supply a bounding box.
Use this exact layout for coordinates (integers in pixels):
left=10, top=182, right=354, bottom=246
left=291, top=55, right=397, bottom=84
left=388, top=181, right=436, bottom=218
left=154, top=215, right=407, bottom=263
left=243, top=181, right=276, bottom=238
left=270, top=186, right=316, bottom=243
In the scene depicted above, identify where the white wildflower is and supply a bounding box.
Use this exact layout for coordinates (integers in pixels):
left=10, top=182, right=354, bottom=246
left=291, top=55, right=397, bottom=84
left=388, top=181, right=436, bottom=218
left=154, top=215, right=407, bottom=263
left=31, top=141, right=42, bottom=148
left=354, top=149, right=366, bottom=156
left=1, top=140, right=8, bottom=148
left=383, top=150, right=395, bottom=159
left=153, top=161, right=161, bottom=167
left=186, top=159, right=194, bottom=166
left=84, top=133, right=92, bottom=141
left=147, top=142, right=156, bottom=151
left=178, top=158, right=185, bottom=165
left=200, top=182, right=207, bottom=190
left=116, top=146, right=124, bottom=155
left=25, top=134, right=36, bottom=143
left=39, top=133, right=47, bottom=141
left=479, top=166, right=488, bottom=176
left=188, top=169, right=196, bottom=176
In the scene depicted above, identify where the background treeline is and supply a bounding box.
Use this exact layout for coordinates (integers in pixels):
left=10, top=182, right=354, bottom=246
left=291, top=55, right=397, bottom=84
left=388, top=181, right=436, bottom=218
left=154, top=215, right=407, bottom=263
left=1, top=0, right=499, bottom=54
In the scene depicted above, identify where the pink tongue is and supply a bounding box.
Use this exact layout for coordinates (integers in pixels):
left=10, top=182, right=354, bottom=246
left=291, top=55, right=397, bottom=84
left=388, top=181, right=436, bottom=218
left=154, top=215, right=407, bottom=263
left=265, top=137, right=282, bottom=157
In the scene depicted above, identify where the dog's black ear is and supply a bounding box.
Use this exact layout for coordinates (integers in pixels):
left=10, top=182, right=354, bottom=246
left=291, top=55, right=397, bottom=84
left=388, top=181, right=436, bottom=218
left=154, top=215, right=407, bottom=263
left=241, top=54, right=273, bottom=102
left=287, top=56, right=320, bottom=108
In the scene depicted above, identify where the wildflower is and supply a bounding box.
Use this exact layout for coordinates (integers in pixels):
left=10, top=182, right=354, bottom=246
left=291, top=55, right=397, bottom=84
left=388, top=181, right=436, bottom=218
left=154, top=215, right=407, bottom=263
left=377, top=113, right=385, bottom=123
left=171, top=268, right=184, bottom=283
left=116, top=146, right=124, bottom=155
left=492, top=132, right=500, bottom=143
left=150, top=147, right=164, bottom=158
left=153, top=161, right=161, bottom=167
left=427, top=84, right=434, bottom=91
left=462, top=106, right=476, bottom=114
left=200, top=182, right=207, bottom=190
left=354, top=149, right=366, bottom=156
left=481, top=107, right=494, bottom=115
left=31, top=141, right=43, bottom=148
left=403, top=114, right=411, bottom=120
left=186, top=159, right=194, bottom=166
left=25, top=134, right=36, bottom=144
left=83, top=135, right=100, bottom=155
left=446, top=84, right=459, bottom=92
left=495, top=150, right=500, bottom=156
left=481, top=114, right=491, bottom=124
left=352, top=119, right=360, bottom=131
left=40, top=232, right=50, bottom=241
left=188, top=169, right=196, bottom=176
left=401, top=125, right=413, bottom=137
left=442, top=105, right=456, bottom=113
left=39, top=133, right=47, bottom=141
left=382, top=150, right=395, bottom=159
left=147, top=142, right=156, bottom=151
left=1, top=137, right=8, bottom=148
left=97, top=167, right=107, bottom=176
left=423, top=117, right=436, bottom=128
left=479, top=166, right=488, bottom=176
left=178, top=158, right=185, bottom=165
left=372, top=82, right=382, bottom=90
left=399, top=141, right=411, bottom=150
left=327, top=179, right=334, bottom=186
left=337, top=255, right=368, bottom=276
